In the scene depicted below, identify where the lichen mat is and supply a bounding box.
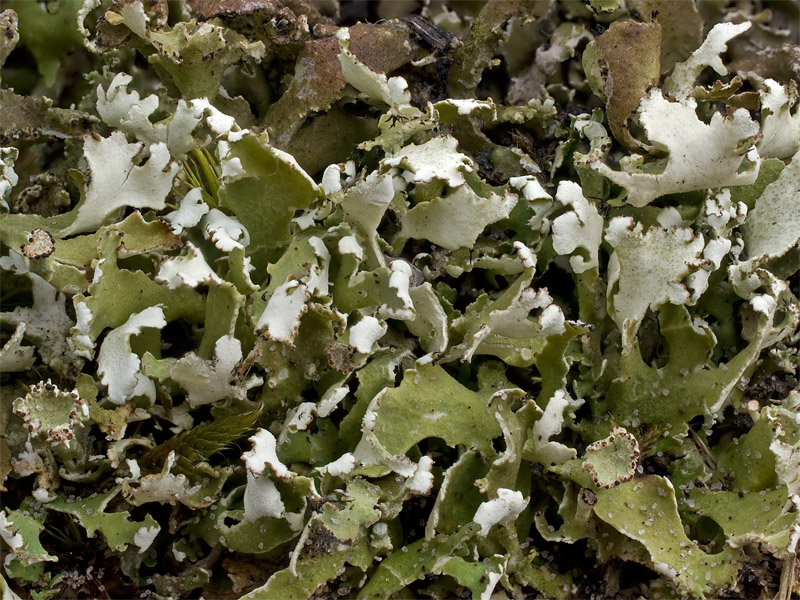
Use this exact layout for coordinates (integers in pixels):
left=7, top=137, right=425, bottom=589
left=1, top=1, right=798, bottom=598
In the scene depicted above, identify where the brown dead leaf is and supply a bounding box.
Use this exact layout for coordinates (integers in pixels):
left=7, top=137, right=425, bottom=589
left=584, top=19, right=661, bottom=151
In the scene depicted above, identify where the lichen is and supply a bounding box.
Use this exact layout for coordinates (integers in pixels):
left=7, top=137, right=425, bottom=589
left=1, top=2, right=798, bottom=599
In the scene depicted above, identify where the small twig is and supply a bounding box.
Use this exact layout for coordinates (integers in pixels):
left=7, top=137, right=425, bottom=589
left=236, top=346, right=262, bottom=380
left=688, top=427, right=717, bottom=470
left=774, top=552, right=796, bottom=600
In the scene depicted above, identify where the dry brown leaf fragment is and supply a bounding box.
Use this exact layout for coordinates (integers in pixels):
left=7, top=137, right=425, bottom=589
left=628, top=0, right=704, bottom=73
left=584, top=19, right=662, bottom=152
